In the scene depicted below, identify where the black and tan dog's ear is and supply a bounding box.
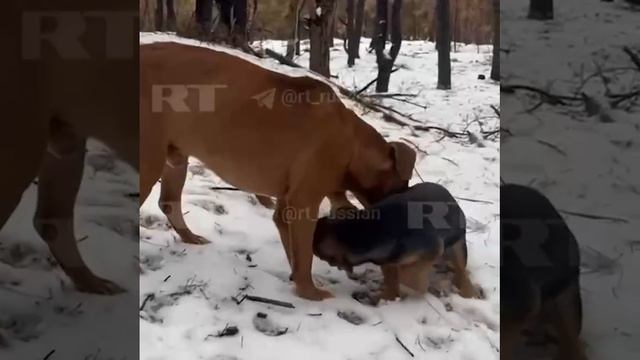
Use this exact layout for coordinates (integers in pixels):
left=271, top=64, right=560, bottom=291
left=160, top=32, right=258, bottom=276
left=389, top=141, right=417, bottom=181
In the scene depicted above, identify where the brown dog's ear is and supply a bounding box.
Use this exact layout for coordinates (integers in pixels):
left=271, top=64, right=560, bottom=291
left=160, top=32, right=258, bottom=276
left=389, top=141, right=416, bottom=181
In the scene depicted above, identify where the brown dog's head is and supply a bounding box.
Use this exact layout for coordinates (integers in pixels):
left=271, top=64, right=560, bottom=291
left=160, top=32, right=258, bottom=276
left=313, top=217, right=353, bottom=273
left=346, top=141, right=416, bottom=207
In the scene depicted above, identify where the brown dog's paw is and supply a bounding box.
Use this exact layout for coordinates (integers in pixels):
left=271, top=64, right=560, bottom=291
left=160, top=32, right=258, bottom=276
left=181, top=234, right=211, bottom=245
left=296, top=286, right=334, bottom=301
left=74, top=274, right=126, bottom=295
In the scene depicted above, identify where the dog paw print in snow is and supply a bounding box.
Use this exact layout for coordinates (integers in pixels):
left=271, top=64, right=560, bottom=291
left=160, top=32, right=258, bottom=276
left=190, top=199, right=228, bottom=215
left=252, top=312, right=288, bottom=336
left=337, top=310, right=366, bottom=325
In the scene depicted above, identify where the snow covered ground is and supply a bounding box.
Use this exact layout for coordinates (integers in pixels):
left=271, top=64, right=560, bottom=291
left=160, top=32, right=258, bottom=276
left=0, top=140, right=140, bottom=358
left=137, top=33, right=499, bottom=360
left=501, top=0, right=640, bottom=358
left=0, top=33, right=498, bottom=359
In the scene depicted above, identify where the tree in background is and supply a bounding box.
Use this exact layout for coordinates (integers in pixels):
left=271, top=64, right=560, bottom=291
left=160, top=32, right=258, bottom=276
left=219, top=0, right=248, bottom=41
left=155, top=0, right=177, bottom=32
left=528, top=0, right=553, bottom=20
left=436, top=0, right=451, bottom=89
left=307, top=0, right=336, bottom=77
left=373, top=0, right=403, bottom=93
left=286, top=0, right=306, bottom=60
left=345, top=0, right=366, bottom=67
left=195, top=0, right=215, bottom=34
left=490, top=0, right=499, bottom=81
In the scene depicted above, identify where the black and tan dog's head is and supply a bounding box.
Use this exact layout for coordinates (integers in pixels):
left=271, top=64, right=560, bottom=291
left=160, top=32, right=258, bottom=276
left=347, top=141, right=416, bottom=207
left=313, top=217, right=353, bottom=273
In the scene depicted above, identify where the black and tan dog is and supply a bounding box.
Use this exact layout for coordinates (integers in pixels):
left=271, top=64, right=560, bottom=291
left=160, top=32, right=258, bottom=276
left=501, top=184, right=587, bottom=360
left=313, top=182, right=476, bottom=301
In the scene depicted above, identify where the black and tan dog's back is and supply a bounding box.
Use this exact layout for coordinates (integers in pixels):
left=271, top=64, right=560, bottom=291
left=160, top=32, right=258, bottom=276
left=313, top=182, right=476, bottom=301
left=501, top=184, right=586, bottom=360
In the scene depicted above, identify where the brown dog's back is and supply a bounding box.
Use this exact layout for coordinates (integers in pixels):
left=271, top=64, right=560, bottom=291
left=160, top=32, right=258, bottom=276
left=140, top=42, right=390, bottom=199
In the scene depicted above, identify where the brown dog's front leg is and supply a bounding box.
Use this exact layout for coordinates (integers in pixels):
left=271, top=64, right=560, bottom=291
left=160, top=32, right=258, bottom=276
left=273, top=201, right=294, bottom=273
left=34, top=121, right=123, bottom=294
left=159, top=148, right=209, bottom=244
left=286, top=200, right=333, bottom=301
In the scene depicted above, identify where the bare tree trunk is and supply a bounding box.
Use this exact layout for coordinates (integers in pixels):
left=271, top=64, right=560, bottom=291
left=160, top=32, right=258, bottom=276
left=452, top=0, right=457, bottom=52
left=528, top=0, right=553, bottom=20
left=195, top=0, right=215, bottom=34
left=155, top=0, right=164, bottom=31
left=308, top=0, right=336, bottom=77
left=346, top=0, right=356, bottom=66
left=286, top=0, right=304, bottom=59
left=166, top=0, right=177, bottom=32
left=374, top=0, right=403, bottom=93
left=436, top=0, right=451, bottom=89
left=490, top=0, right=499, bottom=81
left=329, top=0, right=337, bottom=47
left=354, top=0, right=365, bottom=58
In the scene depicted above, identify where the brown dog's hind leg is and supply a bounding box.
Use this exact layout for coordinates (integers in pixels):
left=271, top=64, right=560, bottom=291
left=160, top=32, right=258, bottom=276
left=549, top=283, right=587, bottom=360
left=34, top=120, right=124, bottom=294
left=450, top=240, right=476, bottom=298
left=159, top=148, right=209, bottom=244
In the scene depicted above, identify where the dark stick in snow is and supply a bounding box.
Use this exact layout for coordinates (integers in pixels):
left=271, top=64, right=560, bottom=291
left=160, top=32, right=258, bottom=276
left=243, top=295, right=296, bottom=309
left=43, top=350, right=56, bottom=360
left=395, top=335, right=415, bottom=357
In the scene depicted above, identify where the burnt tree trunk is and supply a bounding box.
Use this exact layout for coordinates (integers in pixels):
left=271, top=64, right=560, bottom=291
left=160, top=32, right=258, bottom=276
left=436, top=0, right=451, bottom=89
left=374, top=0, right=403, bottom=93
left=528, top=0, right=553, bottom=20
left=490, top=0, right=499, bottom=81
left=308, top=0, right=336, bottom=77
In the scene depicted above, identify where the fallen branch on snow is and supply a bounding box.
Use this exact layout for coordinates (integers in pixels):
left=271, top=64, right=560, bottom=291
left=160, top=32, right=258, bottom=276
left=395, top=335, right=415, bottom=357
left=559, top=209, right=629, bottom=223
left=239, top=294, right=296, bottom=309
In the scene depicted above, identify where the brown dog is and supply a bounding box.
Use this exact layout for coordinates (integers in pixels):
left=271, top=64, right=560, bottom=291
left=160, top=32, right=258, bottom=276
left=1, top=1, right=138, bottom=293
left=139, top=42, right=416, bottom=300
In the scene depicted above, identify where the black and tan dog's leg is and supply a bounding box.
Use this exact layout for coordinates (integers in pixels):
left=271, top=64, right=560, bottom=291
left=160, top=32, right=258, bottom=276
left=380, top=264, right=400, bottom=301
left=159, top=147, right=208, bottom=244
left=34, top=119, right=124, bottom=294
left=399, top=255, right=439, bottom=297
left=501, top=318, right=527, bottom=360
left=549, top=283, right=587, bottom=360
left=450, top=240, right=476, bottom=298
